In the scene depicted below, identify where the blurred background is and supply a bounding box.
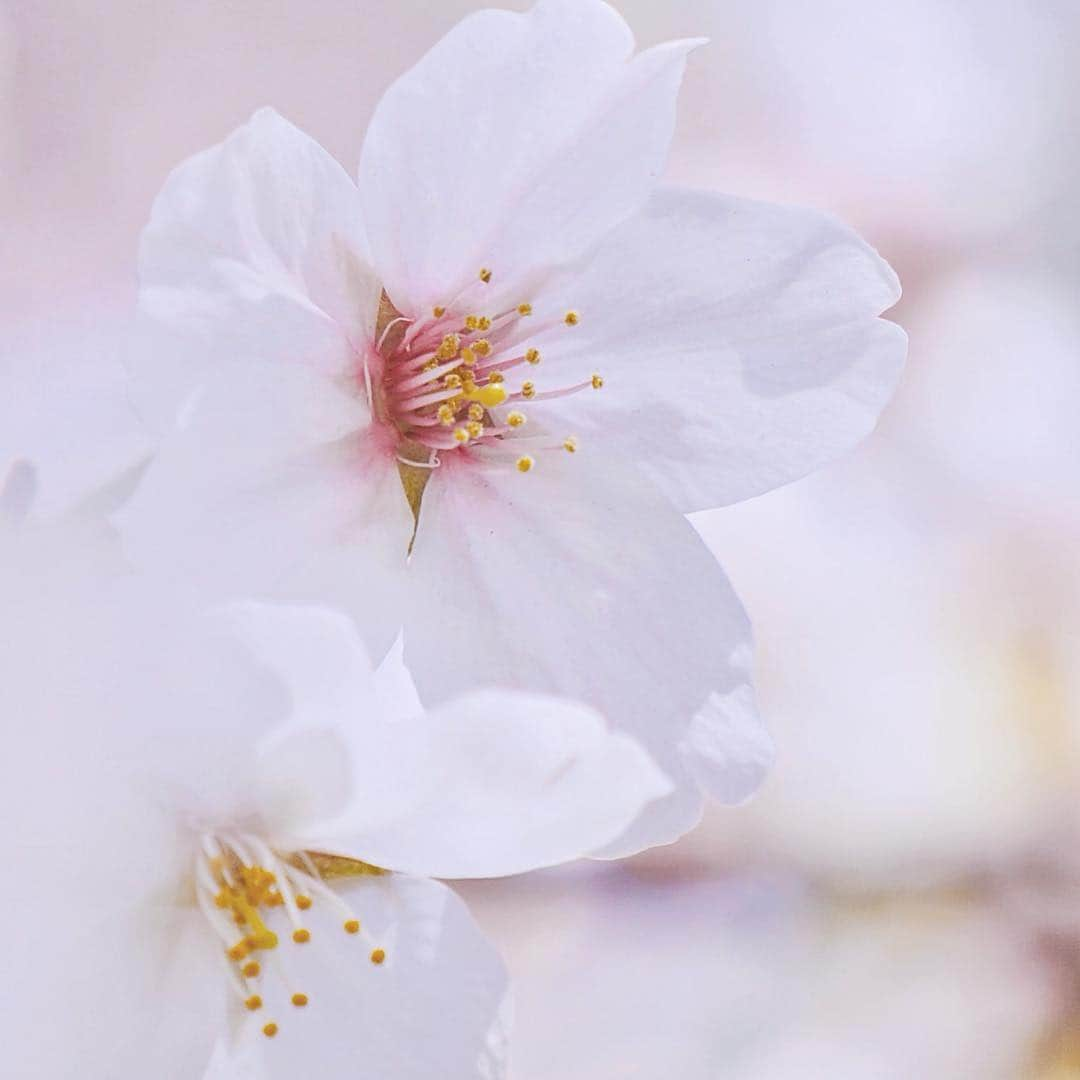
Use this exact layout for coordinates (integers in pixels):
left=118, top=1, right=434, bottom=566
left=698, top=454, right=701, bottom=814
left=3, top=1, right=1078, bottom=1075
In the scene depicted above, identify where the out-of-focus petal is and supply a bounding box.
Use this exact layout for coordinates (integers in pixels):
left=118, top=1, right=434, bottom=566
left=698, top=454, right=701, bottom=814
left=0, top=314, right=150, bottom=518
left=404, top=450, right=754, bottom=856
left=531, top=188, right=906, bottom=512
left=359, top=0, right=700, bottom=315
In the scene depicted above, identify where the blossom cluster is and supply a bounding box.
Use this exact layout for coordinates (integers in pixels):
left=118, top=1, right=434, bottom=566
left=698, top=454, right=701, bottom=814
left=1, top=0, right=904, bottom=1075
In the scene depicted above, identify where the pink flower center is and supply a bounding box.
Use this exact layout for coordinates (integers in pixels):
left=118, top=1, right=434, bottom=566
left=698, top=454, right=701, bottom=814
left=375, top=270, right=602, bottom=474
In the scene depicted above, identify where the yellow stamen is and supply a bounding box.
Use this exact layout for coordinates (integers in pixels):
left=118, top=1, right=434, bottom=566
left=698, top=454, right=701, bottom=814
left=453, top=427, right=470, bottom=444
left=479, top=268, right=492, bottom=283
left=432, top=305, right=446, bottom=318
left=461, top=346, right=477, bottom=366
left=370, top=948, right=387, bottom=965
left=516, top=456, right=534, bottom=473
left=521, top=381, right=535, bottom=399
left=295, top=895, right=312, bottom=911
left=242, top=961, right=261, bottom=979
left=507, top=411, right=526, bottom=428
left=344, top=919, right=360, bottom=935
left=468, top=403, right=485, bottom=421
left=292, top=929, right=311, bottom=944
left=443, top=372, right=462, bottom=388
left=473, top=339, right=492, bottom=357
left=487, top=371, right=505, bottom=384
left=291, top=993, right=309, bottom=1008
left=263, top=1023, right=278, bottom=1038
left=563, top=436, right=579, bottom=453
left=476, top=315, right=492, bottom=331
left=564, top=310, right=580, bottom=326
left=245, top=995, right=263, bottom=1011
left=525, top=348, right=540, bottom=365
left=466, top=420, right=484, bottom=439
left=437, top=404, right=455, bottom=426
left=464, top=315, right=480, bottom=331
left=517, top=303, right=533, bottom=316
left=591, top=374, right=604, bottom=389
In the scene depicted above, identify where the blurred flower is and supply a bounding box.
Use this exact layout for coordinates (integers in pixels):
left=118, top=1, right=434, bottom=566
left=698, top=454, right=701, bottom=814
left=118, top=0, right=904, bottom=854
left=463, top=867, right=1054, bottom=1080
left=0, top=579, right=669, bottom=1077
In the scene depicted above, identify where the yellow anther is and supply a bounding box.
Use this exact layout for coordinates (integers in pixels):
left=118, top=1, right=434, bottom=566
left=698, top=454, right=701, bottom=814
left=453, top=427, right=470, bottom=444
left=443, top=372, right=462, bottom=388
left=564, top=310, right=580, bottom=326
left=487, top=370, right=505, bottom=384
left=473, top=339, right=492, bottom=357
left=476, top=315, right=492, bottom=331
left=242, top=961, right=261, bottom=979
left=521, top=381, right=535, bottom=399
left=436, top=333, right=461, bottom=360
left=437, top=404, right=456, bottom=426
left=517, top=303, right=533, bottom=316
left=370, top=948, right=387, bottom=965
left=466, top=420, right=484, bottom=439
left=591, top=373, right=604, bottom=389
left=344, top=919, right=361, bottom=935
left=422, top=359, right=437, bottom=372
left=432, top=305, right=446, bottom=318
left=295, top=895, right=312, bottom=911
left=479, top=268, right=492, bottom=283
left=507, top=411, right=527, bottom=428
left=516, top=456, right=534, bottom=473
left=525, top=348, right=540, bottom=365
left=292, top=929, right=311, bottom=944
left=468, top=402, right=485, bottom=421
left=461, top=346, right=477, bottom=366
left=464, top=315, right=480, bottom=331
left=263, top=1023, right=278, bottom=1038
left=291, top=993, right=309, bottom=1008
left=245, top=995, right=263, bottom=1011
left=214, top=892, right=229, bottom=909
left=563, top=436, right=579, bottom=453
left=228, top=942, right=250, bottom=962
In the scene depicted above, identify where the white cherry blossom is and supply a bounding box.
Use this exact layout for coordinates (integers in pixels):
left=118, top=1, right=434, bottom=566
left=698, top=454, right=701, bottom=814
left=0, top=580, right=669, bottom=1078
left=118, top=0, right=905, bottom=853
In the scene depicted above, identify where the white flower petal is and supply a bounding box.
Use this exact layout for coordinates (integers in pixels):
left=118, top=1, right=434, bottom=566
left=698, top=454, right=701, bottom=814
left=682, top=678, right=776, bottom=806
left=137, top=106, right=378, bottom=428
left=115, top=362, right=413, bottom=658
left=534, top=188, right=907, bottom=512
left=404, top=451, right=755, bottom=855
left=215, top=876, right=510, bottom=1080
left=359, top=0, right=701, bottom=314
left=307, top=688, right=672, bottom=879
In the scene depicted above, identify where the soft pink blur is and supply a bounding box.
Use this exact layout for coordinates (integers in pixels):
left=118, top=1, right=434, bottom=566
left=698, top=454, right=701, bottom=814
left=4, top=1, right=1079, bottom=1075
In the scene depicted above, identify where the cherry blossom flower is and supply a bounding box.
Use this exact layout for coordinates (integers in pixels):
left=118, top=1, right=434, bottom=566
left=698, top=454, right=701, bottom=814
left=118, top=0, right=905, bottom=853
left=0, top=578, right=669, bottom=1077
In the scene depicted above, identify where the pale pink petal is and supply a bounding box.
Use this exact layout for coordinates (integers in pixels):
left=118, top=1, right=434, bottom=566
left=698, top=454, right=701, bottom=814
left=115, top=362, right=412, bottom=657
left=137, top=107, right=378, bottom=429
left=359, top=0, right=701, bottom=315
left=403, top=450, right=755, bottom=855
left=530, top=188, right=906, bottom=512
